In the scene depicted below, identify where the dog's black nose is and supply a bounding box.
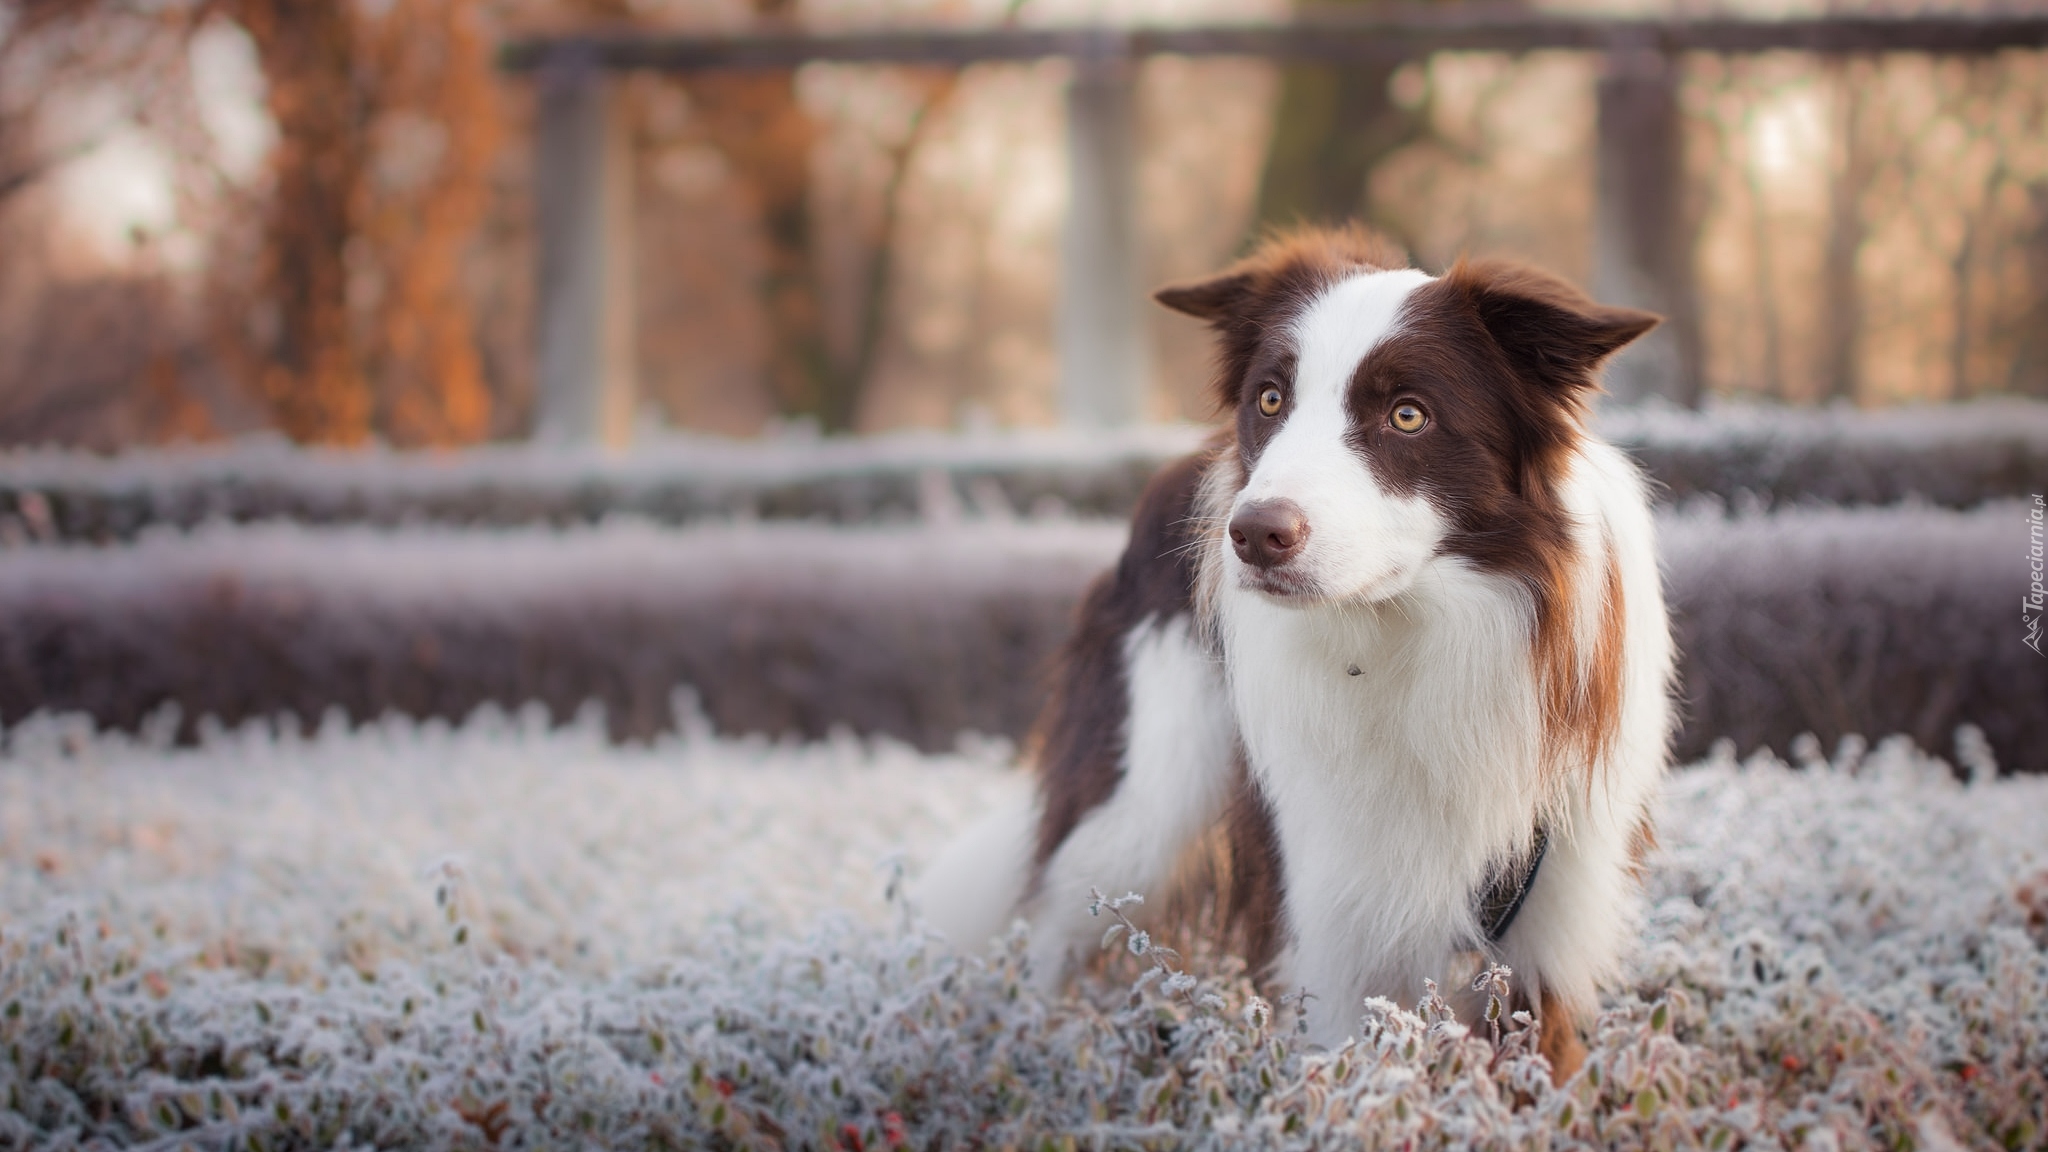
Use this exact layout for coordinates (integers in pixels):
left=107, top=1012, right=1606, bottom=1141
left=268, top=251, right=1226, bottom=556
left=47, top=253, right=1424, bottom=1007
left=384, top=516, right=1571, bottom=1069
left=1229, top=499, right=1310, bottom=570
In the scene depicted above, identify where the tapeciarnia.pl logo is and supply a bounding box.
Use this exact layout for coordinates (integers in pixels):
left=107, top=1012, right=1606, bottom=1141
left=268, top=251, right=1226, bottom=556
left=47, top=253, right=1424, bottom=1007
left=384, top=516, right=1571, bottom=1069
left=2027, top=494, right=2045, bottom=657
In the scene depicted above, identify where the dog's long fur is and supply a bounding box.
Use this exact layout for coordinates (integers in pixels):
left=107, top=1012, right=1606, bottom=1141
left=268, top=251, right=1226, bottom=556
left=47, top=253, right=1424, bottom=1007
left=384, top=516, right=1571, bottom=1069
left=916, top=226, right=1674, bottom=1081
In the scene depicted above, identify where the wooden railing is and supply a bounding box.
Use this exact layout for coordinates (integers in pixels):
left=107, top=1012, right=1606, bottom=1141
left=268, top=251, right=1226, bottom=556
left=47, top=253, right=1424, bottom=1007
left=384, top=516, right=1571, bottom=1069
left=502, top=9, right=2048, bottom=442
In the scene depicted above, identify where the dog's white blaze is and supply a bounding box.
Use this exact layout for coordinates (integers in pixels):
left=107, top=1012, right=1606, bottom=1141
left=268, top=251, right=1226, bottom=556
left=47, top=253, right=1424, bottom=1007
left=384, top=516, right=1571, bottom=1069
left=1019, top=613, right=1236, bottom=986
left=1232, top=269, right=1444, bottom=602
left=1223, top=270, right=1548, bottom=1043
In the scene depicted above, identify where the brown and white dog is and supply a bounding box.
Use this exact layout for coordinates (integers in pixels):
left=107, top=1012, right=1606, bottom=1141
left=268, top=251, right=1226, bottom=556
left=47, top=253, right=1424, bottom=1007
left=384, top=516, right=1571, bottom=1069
left=918, top=226, right=1674, bottom=1080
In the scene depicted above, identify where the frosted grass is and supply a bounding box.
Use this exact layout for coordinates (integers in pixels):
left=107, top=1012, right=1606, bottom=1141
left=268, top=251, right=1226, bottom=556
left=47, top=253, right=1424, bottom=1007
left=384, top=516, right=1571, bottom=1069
left=0, top=706, right=1024, bottom=977
left=2, top=714, right=2044, bottom=1149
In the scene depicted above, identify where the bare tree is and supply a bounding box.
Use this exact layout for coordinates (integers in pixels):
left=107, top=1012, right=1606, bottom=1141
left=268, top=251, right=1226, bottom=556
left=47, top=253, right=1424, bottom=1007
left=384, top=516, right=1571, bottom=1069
left=202, top=0, right=504, bottom=446
left=0, top=1, right=190, bottom=206
left=2016, top=183, right=2048, bottom=398
left=687, top=2, right=959, bottom=433
left=219, top=0, right=375, bottom=444
left=361, top=0, right=500, bottom=445
left=1251, top=0, right=1448, bottom=244
left=1818, top=59, right=1870, bottom=404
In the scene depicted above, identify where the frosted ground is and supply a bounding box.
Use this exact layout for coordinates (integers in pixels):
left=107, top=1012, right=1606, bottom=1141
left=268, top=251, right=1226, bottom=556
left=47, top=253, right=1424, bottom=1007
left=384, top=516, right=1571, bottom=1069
left=3, top=710, right=2044, bottom=1150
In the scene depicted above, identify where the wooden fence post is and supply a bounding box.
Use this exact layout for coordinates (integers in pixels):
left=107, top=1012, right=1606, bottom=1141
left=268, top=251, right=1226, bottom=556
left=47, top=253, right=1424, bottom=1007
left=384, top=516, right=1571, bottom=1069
left=534, top=50, right=638, bottom=446
left=1593, top=47, right=1703, bottom=407
left=1059, top=49, right=1149, bottom=427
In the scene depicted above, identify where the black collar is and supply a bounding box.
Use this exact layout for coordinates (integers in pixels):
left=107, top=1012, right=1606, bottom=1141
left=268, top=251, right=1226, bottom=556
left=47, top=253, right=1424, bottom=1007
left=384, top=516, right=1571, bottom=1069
left=1474, top=825, right=1549, bottom=944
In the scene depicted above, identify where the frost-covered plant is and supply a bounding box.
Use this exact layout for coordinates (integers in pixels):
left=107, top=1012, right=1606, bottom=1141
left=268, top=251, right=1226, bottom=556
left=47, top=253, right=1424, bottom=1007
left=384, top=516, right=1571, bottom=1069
left=1, top=713, right=2044, bottom=1150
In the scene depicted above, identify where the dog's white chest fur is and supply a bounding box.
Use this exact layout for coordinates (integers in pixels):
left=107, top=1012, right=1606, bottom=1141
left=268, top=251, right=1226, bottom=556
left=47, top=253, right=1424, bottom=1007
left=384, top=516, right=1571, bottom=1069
left=1219, top=561, right=1546, bottom=1041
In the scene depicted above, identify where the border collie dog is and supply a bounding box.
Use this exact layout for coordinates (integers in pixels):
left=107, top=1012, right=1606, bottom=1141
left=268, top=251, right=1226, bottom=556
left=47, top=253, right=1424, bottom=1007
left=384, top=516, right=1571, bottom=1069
left=919, top=227, right=1674, bottom=1080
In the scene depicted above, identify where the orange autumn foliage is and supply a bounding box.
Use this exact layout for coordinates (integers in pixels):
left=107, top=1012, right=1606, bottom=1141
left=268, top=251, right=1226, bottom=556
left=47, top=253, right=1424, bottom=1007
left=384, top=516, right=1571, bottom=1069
left=224, top=0, right=499, bottom=447
left=361, top=0, right=500, bottom=447
left=227, top=0, right=373, bottom=445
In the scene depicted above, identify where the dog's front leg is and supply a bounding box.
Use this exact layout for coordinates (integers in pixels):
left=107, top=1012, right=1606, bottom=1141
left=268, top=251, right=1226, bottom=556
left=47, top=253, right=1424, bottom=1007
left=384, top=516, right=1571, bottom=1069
left=1022, top=612, right=1236, bottom=991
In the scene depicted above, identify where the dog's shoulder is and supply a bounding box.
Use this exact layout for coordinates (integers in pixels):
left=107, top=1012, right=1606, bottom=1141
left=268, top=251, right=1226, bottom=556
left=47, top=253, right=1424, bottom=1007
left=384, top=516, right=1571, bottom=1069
left=1106, top=447, right=1215, bottom=620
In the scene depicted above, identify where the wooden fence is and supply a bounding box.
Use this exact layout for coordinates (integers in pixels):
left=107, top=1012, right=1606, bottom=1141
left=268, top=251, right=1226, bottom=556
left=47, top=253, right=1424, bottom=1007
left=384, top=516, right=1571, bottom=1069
left=501, top=9, right=2048, bottom=443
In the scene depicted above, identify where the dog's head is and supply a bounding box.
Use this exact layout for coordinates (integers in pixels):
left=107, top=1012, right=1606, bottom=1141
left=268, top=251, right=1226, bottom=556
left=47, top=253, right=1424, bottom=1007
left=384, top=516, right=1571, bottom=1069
left=1160, top=226, right=1657, bottom=605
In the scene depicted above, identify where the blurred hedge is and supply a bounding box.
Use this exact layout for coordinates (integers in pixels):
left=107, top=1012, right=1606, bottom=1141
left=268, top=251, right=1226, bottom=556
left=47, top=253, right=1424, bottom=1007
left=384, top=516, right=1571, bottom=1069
left=2, top=401, right=2043, bottom=542
left=1660, top=503, right=2042, bottom=772
left=0, top=506, right=2038, bottom=772
left=0, top=428, right=1198, bottom=542
left=1600, top=399, right=2048, bottom=510
left=0, top=523, right=1120, bottom=753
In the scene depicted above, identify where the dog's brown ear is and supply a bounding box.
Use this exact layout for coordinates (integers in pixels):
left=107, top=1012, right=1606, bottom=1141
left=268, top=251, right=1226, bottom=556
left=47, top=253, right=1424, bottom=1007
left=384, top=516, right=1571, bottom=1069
left=1448, top=259, right=1659, bottom=389
left=1154, top=272, right=1254, bottom=323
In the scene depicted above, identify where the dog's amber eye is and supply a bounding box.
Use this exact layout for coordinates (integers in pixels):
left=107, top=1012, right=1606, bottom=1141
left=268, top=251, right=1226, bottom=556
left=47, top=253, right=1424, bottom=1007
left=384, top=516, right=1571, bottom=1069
left=1390, top=402, right=1427, bottom=433
left=1258, top=386, right=1284, bottom=417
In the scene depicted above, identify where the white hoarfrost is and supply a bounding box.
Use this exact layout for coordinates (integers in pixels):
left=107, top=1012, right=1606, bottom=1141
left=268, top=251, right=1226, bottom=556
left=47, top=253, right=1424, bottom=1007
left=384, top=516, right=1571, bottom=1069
left=0, top=706, right=1027, bottom=974
left=0, top=399, right=2037, bottom=501
left=0, top=400, right=2041, bottom=545
left=0, top=423, right=1216, bottom=500
left=2, top=711, right=2044, bottom=1150
left=0, top=518, right=1132, bottom=607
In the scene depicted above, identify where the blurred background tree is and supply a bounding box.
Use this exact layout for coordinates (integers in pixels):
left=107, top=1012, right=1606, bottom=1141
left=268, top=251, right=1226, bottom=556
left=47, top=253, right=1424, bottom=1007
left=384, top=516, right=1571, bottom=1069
left=221, top=0, right=499, bottom=446
left=0, top=0, right=222, bottom=447
left=1, top=0, right=502, bottom=448
left=220, top=0, right=375, bottom=444
left=0, top=0, right=2044, bottom=451
left=1250, top=0, right=1442, bottom=247
left=684, top=5, right=958, bottom=433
